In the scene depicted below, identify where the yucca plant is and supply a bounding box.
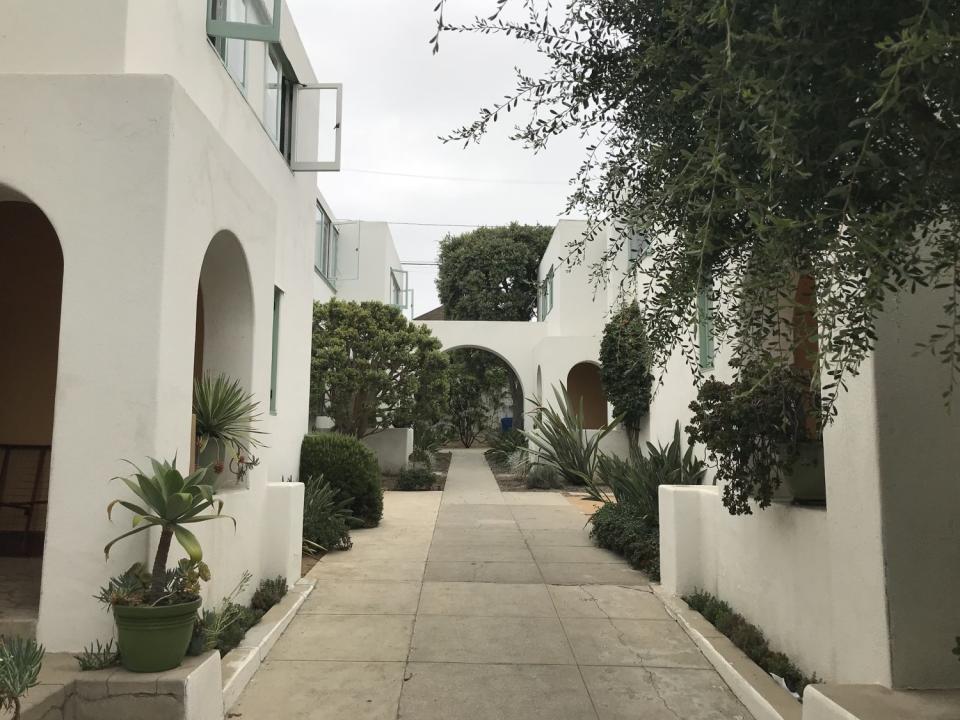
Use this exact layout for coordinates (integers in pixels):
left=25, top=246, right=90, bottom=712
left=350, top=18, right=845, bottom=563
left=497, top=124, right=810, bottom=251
left=0, top=637, right=44, bottom=720
left=193, top=373, right=265, bottom=461
left=105, top=457, right=234, bottom=598
left=523, top=384, right=619, bottom=486
left=301, top=476, right=354, bottom=552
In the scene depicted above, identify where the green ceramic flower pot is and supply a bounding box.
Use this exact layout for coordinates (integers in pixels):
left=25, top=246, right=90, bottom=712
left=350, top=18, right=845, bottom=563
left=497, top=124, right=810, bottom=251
left=113, top=598, right=201, bottom=673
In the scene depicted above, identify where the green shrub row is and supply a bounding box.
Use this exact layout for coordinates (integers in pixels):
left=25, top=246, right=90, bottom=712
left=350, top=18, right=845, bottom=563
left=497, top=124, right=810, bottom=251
left=589, top=502, right=660, bottom=581
left=684, top=589, right=820, bottom=697
left=397, top=466, right=436, bottom=491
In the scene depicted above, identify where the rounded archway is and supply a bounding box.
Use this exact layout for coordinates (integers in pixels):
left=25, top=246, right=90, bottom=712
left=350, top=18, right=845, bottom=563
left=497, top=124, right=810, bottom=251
left=193, top=231, right=256, bottom=475
left=443, top=346, right=525, bottom=446
left=0, top=196, right=62, bottom=571
left=566, top=361, right=608, bottom=429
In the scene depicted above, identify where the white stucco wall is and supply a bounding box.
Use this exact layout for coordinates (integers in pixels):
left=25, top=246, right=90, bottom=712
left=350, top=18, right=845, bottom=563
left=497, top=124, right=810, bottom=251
left=1, top=1, right=325, bottom=651
left=335, top=221, right=405, bottom=308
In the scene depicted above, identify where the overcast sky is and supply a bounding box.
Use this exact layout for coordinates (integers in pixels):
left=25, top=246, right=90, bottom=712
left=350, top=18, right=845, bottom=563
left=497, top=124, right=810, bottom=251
left=286, top=0, right=587, bottom=316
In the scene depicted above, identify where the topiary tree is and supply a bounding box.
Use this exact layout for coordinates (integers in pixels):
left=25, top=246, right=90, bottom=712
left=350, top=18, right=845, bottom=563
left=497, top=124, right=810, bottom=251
left=300, top=433, right=383, bottom=527
left=599, top=302, right=654, bottom=444
left=310, top=299, right=449, bottom=438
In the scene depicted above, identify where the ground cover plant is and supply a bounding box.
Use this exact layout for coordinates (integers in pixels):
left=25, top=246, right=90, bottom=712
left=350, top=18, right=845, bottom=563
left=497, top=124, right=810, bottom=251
left=685, top=589, right=820, bottom=697
left=190, top=575, right=288, bottom=657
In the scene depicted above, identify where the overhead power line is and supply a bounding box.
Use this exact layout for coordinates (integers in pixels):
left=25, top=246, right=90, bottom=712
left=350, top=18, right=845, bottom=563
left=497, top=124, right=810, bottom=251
left=340, top=167, right=569, bottom=186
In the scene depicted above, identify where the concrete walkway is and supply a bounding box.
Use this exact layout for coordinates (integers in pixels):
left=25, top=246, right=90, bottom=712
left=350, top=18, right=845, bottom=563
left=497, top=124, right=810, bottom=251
left=234, top=449, right=750, bottom=719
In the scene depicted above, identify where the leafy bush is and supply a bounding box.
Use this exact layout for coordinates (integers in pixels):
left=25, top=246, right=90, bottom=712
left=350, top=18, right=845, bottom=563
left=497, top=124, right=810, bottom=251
left=484, top=429, right=527, bottom=465
left=75, top=639, right=120, bottom=671
left=525, top=463, right=562, bottom=489
left=302, top=477, right=354, bottom=552
left=590, top=502, right=661, bottom=580
left=397, top=466, right=436, bottom=491
left=524, top=384, right=618, bottom=485
left=591, top=421, right=707, bottom=520
left=684, top=589, right=820, bottom=697
left=687, top=362, right=819, bottom=515
left=300, top=433, right=383, bottom=527
left=251, top=576, right=287, bottom=612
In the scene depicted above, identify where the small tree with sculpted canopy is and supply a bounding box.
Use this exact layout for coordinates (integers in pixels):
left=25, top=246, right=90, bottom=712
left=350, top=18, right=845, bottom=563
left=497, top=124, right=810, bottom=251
left=310, top=300, right=449, bottom=438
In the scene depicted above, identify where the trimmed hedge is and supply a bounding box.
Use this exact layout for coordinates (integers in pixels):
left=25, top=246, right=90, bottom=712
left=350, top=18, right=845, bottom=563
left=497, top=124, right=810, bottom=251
left=684, top=589, right=820, bottom=696
left=300, top=433, right=383, bottom=527
left=397, top=466, right=435, bottom=491
left=590, top=502, right=660, bottom=581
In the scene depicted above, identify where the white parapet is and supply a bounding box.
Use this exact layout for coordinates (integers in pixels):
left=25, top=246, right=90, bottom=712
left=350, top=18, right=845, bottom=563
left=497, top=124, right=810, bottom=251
left=362, top=427, right=414, bottom=475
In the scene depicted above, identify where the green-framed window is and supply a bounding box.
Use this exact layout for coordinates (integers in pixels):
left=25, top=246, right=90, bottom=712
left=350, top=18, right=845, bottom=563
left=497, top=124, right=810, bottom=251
left=270, top=286, right=282, bottom=414
left=314, top=204, right=338, bottom=284
left=697, top=277, right=715, bottom=370
left=207, top=0, right=281, bottom=43
left=539, top=266, right=555, bottom=319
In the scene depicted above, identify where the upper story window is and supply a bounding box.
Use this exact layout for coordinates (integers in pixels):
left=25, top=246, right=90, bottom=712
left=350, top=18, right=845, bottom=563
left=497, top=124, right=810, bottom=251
left=391, top=268, right=410, bottom=309
left=315, top=205, right=338, bottom=284
left=626, top=229, right=652, bottom=263
left=209, top=0, right=248, bottom=89
left=539, top=267, right=555, bottom=319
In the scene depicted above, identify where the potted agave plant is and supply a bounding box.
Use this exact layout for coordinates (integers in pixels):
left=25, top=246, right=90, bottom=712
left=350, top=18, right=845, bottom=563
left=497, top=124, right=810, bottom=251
left=102, top=457, right=234, bottom=672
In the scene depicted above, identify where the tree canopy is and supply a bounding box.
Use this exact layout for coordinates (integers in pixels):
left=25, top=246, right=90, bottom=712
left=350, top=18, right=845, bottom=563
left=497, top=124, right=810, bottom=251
left=311, top=300, right=449, bottom=438
left=437, top=223, right=553, bottom=322
left=434, top=0, right=960, bottom=416
left=446, top=348, right=510, bottom=447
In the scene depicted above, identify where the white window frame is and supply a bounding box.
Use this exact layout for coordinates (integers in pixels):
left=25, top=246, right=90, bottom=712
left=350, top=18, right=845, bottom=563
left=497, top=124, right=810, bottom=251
left=390, top=268, right=409, bottom=309
left=291, top=84, right=343, bottom=172
left=539, top=267, right=555, bottom=319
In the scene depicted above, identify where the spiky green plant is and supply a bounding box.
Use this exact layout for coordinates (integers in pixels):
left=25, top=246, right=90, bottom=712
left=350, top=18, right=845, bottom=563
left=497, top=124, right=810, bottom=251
left=0, top=637, right=44, bottom=720
left=193, top=373, right=265, bottom=458
left=105, top=457, right=234, bottom=599
left=75, top=639, right=120, bottom=672
left=523, top=384, right=619, bottom=486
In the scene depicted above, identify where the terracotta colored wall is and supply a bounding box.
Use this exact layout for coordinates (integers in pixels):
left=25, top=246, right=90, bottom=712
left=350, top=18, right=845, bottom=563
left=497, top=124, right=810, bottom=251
left=566, top=362, right=607, bottom=430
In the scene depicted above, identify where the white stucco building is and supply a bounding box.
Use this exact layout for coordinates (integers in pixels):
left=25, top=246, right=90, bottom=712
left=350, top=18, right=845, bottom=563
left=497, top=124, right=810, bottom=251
left=0, top=0, right=351, bottom=654
left=423, top=218, right=960, bottom=708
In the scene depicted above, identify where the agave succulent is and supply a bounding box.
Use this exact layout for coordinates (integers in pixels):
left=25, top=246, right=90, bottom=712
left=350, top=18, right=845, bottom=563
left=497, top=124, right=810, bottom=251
left=105, top=457, right=234, bottom=598
left=193, top=373, right=265, bottom=458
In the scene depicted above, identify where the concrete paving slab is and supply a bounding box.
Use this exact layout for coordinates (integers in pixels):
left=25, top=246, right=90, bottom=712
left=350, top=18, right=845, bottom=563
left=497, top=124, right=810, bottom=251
left=562, top=618, right=712, bottom=669
left=432, top=527, right=526, bottom=545
left=410, top=615, right=576, bottom=665
left=500, top=492, right=573, bottom=506
left=400, top=663, right=598, bottom=720
left=423, top=561, right=543, bottom=584
left=301, top=581, right=422, bottom=615
left=308, top=559, right=426, bottom=582
left=270, top=614, right=415, bottom=662
left=531, top=545, right=626, bottom=564
left=319, top=542, right=431, bottom=563
left=435, top=504, right=517, bottom=528
left=234, top=661, right=405, bottom=720
left=427, top=543, right=533, bottom=563
left=539, top=562, right=650, bottom=586
left=510, top=505, right=592, bottom=530
left=549, top=585, right=669, bottom=620
left=581, top=665, right=750, bottom=720
left=521, top=528, right=595, bottom=547
left=418, top=582, right=557, bottom=618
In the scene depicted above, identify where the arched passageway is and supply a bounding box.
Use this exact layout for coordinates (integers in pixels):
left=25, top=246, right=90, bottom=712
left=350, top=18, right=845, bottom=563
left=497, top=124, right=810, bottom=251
left=444, top=346, right=525, bottom=446
left=566, top=362, right=607, bottom=429
left=193, top=231, right=257, bottom=479
left=0, top=195, right=62, bottom=628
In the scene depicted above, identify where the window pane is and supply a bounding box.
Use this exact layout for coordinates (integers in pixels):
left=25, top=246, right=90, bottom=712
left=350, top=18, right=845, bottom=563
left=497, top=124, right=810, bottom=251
left=264, top=51, right=282, bottom=147
left=211, top=0, right=247, bottom=88
left=270, top=287, right=282, bottom=413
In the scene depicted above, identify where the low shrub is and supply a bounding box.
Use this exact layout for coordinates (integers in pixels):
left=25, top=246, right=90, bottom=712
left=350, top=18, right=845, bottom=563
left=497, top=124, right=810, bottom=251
left=684, top=589, right=820, bottom=696
left=75, top=639, right=120, bottom=671
left=525, top=463, right=562, bottom=489
left=251, top=576, right=287, bottom=612
left=484, top=429, right=527, bottom=464
left=300, top=433, right=383, bottom=527
left=302, top=477, right=353, bottom=552
left=590, top=502, right=660, bottom=580
left=397, top=466, right=435, bottom=491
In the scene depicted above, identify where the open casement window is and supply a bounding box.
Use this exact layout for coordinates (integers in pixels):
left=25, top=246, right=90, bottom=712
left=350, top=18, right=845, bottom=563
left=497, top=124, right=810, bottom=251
left=292, top=84, right=343, bottom=172
left=207, top=0, right=281, bottom=43
left=391, top=268, right=411, bottom=309
left=539, top=267, right=555, bottom=319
